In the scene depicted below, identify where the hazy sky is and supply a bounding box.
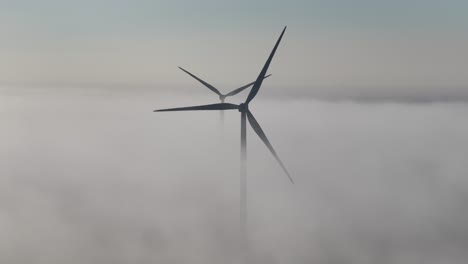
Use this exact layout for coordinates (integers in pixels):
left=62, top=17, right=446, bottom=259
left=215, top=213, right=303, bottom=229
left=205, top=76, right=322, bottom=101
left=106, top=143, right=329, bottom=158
left=1, top=0, right=468, bottom=91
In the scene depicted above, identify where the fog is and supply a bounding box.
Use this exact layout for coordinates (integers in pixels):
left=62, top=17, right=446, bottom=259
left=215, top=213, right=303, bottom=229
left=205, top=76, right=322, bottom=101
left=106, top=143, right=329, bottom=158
left=1, top=86, right=468, bottom=263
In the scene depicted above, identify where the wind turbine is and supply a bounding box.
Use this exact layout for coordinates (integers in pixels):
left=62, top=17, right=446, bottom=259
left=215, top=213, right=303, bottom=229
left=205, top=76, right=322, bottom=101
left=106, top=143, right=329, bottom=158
left=177, top=66, right=271, bottom=124
left=155, top=26, right=292, bottom=261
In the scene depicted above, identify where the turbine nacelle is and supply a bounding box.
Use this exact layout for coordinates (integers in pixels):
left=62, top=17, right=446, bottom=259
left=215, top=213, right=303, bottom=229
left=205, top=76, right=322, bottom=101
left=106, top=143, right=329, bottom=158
left=238, top=103, right=248, bottom=113
left=178, top=66, right=272, bottom=102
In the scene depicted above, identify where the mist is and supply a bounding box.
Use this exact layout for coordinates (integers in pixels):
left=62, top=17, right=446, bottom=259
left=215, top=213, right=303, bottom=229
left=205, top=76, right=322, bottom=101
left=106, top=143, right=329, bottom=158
left=1, top=86, right=468, bottom=263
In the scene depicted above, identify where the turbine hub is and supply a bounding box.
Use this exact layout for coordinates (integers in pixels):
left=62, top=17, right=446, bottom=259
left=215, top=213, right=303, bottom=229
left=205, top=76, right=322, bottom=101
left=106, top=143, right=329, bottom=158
left=238, top=103, right=248, bottom=113
left=219, top=95, right=226, bottom=102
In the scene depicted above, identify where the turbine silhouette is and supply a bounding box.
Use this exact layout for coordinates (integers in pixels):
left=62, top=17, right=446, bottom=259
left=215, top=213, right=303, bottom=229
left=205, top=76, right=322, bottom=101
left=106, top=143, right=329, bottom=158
left=155, top=26, right=292, bottom=262
left=177, top=66, right=271, bottom=124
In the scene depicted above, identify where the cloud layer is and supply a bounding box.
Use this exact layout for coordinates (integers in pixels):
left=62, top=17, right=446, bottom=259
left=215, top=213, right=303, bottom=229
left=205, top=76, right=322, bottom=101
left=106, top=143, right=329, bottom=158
left=1, top=87, right=468, bottom=263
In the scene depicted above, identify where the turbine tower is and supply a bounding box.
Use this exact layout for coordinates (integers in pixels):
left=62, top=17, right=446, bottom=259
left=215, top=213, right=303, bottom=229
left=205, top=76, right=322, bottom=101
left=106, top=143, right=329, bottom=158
left=155, top=26, right=292, bottom=262
left=177, top=66, right=271, bottom=124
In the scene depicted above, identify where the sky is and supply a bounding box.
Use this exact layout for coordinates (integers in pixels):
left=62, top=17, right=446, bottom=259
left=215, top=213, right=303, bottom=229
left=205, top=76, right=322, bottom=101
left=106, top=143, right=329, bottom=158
left=1, top=0, right=468, bottom=96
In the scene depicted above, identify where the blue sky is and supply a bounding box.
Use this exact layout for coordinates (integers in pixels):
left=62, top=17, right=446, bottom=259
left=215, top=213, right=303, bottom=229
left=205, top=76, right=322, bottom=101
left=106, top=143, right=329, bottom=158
left=1, top=0, right=467, bottom=88
left=3, top=0, right=468, bottom=34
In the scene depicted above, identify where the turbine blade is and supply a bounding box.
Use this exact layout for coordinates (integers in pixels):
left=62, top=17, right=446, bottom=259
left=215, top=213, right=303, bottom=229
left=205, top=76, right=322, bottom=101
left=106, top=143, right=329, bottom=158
left=154, top=103, right=239, bottom=112
left=246, top=110, right=294, bottom=183
left=225, top=74, right=272, bottom=97
left=245, top=26, right=286, bottom=104
left=178, top=67, right=221, bottom=95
